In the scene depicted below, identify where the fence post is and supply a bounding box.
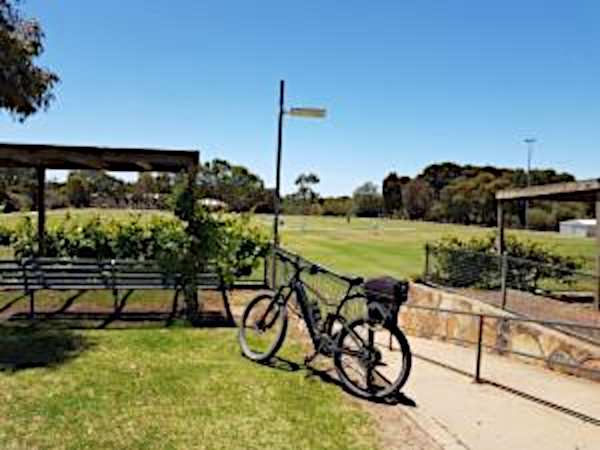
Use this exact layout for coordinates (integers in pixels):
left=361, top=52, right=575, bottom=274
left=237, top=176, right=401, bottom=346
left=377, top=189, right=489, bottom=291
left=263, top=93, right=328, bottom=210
left=424, top=244, right=430, bottom=282
left=500, top=253, right=508, bottom=309
left=474, top=315, right=484, bottom=383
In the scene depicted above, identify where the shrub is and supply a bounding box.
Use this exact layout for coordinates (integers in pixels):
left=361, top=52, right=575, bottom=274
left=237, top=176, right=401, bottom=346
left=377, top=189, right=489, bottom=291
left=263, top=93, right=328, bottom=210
left=11, top=213, right=269, bottom=281
left=0, top=224, right=13, bottom=246
left=321, top=197, right=354, bottom=216
left=428, top=232, right=584, bottom=291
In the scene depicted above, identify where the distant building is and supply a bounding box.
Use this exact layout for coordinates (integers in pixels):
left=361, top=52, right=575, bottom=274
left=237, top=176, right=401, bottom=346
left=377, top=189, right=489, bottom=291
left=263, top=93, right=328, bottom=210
left=199, top=198, right=228, bottom=211
left=559, top=219, right=597, bottom=238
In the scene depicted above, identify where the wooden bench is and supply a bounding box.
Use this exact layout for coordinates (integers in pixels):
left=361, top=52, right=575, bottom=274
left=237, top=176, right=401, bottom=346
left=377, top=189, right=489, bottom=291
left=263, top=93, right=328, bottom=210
left=0, top=258, right=234, bottom=326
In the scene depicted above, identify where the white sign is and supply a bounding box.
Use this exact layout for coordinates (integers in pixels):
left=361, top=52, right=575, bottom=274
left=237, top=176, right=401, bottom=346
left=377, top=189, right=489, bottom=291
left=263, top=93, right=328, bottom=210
left=287, top=108, right=326, bottom=118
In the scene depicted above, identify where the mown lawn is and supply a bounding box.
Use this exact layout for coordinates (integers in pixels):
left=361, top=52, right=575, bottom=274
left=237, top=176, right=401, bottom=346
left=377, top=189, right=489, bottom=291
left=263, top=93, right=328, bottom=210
left=267, top=215, right=596, bottom=279
left=0, top=209, right=594, bottom=276
left=0, top=326, right=375, bottom=450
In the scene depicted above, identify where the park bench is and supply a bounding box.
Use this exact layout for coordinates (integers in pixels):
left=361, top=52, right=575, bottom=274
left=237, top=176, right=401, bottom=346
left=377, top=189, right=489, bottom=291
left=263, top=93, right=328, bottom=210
left=0, top=258, right=238, bottom=326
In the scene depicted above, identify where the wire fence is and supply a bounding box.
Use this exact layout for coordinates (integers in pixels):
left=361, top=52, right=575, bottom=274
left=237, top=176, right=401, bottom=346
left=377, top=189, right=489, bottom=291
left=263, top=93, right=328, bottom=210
left=266, top=248, right=367, bottom=322
left=424, top=245, right=600, bottom=344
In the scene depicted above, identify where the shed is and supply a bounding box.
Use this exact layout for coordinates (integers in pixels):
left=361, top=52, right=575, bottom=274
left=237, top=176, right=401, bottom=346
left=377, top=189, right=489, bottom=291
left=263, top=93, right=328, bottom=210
left=559, top=219, right=597, bottom=238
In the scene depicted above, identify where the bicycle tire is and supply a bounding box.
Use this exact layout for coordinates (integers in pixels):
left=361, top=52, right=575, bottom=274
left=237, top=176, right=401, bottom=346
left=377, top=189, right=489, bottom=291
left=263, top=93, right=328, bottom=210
left=334, top=317, right=411, bottom=399
left=238, top=294, right=288, bottom=362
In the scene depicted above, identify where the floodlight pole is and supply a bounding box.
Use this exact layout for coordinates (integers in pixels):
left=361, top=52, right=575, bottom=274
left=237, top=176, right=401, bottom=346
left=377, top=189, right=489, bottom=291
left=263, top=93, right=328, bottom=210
left=524, top=138, right=536, bottom=230
left=272, top=80, right=285, bottom=288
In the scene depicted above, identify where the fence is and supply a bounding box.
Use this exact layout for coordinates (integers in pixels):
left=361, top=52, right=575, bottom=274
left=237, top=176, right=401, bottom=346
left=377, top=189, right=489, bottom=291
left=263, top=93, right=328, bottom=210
left=423, top=245, right=600, bottom=344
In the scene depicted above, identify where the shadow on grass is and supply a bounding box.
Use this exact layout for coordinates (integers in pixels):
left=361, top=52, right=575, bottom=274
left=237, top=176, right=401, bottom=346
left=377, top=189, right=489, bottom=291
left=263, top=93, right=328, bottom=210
left=7, top=310, right=236, bottom=330
left=259, top=356, right=417, bottom=407
left=0, top=324, right=94, bottom=373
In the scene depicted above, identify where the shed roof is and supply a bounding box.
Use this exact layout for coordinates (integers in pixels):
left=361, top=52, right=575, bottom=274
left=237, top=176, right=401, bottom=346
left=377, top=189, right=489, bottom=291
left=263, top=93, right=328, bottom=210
left=496, top=179, right=600, bottom=202
left=0, top=142, right=199, bottom=172
left=560, top=219, right=597, bottom=226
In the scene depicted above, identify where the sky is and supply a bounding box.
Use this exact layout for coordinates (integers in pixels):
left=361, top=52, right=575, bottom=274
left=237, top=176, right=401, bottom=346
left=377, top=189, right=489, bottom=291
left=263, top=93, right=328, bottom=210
left=2, top=0, right=600, bottom=196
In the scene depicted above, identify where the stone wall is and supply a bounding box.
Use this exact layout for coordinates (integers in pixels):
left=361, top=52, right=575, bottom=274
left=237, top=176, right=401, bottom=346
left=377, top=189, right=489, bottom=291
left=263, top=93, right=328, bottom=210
left=400, top=283, right=600, bottom=382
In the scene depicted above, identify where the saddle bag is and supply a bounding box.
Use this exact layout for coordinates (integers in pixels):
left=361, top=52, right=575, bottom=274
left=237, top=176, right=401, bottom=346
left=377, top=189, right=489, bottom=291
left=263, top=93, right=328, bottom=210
left=363, top=277, right=409, bottom=321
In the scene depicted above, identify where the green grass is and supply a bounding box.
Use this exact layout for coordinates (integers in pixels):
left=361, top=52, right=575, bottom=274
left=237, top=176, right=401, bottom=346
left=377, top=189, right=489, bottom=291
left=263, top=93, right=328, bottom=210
left=259, top=215, right=597, bottom=279
left=0, top=209, right=595, bottom=448
left=0, top=327, right=375, bottom=449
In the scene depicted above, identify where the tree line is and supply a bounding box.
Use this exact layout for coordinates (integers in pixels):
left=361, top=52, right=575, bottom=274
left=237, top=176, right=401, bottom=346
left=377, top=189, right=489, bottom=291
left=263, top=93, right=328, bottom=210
left=279, top=163, right=593, bottom=231
left=382, top=163, right=592, bottom=230
left=0, top=159, right=276, bottom=213
left=2, top=160, right=590, bottom=232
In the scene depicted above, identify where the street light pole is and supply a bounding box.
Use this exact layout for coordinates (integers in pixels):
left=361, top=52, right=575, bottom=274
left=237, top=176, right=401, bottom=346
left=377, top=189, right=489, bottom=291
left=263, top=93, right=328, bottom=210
left=271, top=80, right=285, bottom=288
left=524, top=138, right=536, bottom=230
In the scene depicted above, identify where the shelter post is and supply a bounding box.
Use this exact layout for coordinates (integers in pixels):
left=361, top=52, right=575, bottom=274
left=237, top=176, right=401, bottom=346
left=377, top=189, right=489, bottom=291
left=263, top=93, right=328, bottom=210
left=596, top=194, right=600, bottom=310
left=37, top=166, right=46, bottom=256
left=497, top=200, right=505, bottom=255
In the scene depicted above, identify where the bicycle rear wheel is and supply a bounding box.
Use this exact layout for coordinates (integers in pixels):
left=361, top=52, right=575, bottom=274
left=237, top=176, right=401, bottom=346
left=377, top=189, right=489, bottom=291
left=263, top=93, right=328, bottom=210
left=334, top=317, right=411, bottom=399
left=238, top=294, right=288, bottom=362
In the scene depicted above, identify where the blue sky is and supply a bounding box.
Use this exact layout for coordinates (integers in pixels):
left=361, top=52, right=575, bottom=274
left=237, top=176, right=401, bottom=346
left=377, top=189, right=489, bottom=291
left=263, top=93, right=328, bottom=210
left=2, top=0, right=600, bottom=195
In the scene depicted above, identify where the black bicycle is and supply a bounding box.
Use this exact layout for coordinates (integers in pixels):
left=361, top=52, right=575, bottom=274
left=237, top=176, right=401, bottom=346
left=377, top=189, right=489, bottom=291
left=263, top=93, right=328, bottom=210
left=238, top=252, right=412, bottom=400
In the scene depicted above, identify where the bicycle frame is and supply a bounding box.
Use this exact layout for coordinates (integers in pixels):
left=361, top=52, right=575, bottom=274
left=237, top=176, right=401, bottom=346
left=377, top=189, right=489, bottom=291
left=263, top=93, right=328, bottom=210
left=271, top=260, right=367, bottom=357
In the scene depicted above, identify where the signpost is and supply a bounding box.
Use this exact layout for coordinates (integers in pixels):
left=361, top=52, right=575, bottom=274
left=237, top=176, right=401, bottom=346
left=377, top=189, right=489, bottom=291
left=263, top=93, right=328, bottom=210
left=271, top=80, right=326, bottom=288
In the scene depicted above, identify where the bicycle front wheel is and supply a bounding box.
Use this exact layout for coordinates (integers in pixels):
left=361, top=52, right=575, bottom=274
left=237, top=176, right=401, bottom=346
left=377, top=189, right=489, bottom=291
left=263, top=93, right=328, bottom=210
left=238, top=294, right=288, bottom=362
left=334, top=317, right=411, bottom=399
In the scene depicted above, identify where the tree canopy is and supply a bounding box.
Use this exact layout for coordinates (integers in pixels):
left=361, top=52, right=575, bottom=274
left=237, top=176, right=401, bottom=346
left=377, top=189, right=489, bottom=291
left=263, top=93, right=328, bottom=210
left=0, top=0, right=58, bottom=120
left=381, top=162, right=588, bottom=229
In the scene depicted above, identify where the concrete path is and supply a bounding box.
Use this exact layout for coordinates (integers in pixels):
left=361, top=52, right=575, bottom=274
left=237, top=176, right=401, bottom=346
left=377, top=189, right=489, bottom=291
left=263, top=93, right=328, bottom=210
left=399, top=337, right=600, bottom=449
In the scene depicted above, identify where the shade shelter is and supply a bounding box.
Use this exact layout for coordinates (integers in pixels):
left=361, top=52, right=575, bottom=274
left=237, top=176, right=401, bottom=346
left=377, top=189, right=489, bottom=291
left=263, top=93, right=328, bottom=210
left=496, top=179, right=600, bottom=309
left=0, top=142, right=199, bottom=255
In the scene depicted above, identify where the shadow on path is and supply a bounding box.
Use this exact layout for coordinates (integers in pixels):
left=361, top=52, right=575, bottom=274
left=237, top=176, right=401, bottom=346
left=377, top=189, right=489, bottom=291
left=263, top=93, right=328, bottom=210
left=259, top=356, right=417, bottom=406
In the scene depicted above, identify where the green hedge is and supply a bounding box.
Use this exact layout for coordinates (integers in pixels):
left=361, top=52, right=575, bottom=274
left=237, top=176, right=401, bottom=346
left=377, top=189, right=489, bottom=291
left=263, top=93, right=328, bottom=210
left=429, top=233, right=584, bottom=291
left=10, top=212, right=270, bottom=282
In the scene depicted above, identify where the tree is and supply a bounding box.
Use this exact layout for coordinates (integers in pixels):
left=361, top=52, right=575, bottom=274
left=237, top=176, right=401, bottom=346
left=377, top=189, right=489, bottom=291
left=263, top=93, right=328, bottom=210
left=383, top=173, right=410, bottom=216
left=418, top=163, right=463, bottom=200
left=403, top=179, right=434, bottom=220
left=198, top=159, right=267, bottom=211
left=66, top=171, right=92, bottom=208
left=294, top=173, right=320, bottom=203
left=0, top=167, right=37, bottom=211
left=353, top=182, right=383, bottom=217
left=1, top=0, right=59, bottom=120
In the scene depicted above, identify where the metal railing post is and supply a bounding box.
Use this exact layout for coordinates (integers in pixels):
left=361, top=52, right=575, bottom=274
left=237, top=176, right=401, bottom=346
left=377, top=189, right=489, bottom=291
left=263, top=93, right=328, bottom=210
left=474, top=314, right=484, bottom=383
left=424, top=244, right=430, bottom=282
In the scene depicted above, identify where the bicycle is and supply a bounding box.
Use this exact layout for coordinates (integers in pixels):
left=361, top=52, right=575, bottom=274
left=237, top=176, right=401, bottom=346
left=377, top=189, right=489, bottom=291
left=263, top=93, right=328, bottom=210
left=238, top=251, right=412, bottom=400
